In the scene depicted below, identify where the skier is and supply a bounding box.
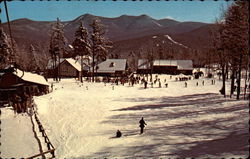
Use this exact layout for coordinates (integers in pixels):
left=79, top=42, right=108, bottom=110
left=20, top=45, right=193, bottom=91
left=202, top=80, right=204, bottom=86
left=116, top=130, right=122, bottom=137
left=139, top=117, right=147, bottom=134
left=185, top=82, right=187, bottom=88
left=144, top=81, right=148, bottom=89
left=165, top=83, right=168, bottom=88
left=51, top=83, right=54, bottom=92
left=158, top=79, right=161, bottom=88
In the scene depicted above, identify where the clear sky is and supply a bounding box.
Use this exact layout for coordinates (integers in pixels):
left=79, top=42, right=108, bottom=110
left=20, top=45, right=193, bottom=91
left=1, top=0, right=232, bottom=23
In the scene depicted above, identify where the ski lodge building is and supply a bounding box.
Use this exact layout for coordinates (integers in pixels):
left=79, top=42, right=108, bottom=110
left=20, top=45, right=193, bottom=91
left=0, top=67, right=49, bottom=104
left=46, top=58, right=90, bottom=78
left=92, top=59, right=128, bottom=77
left=137, top=59, right=193, bottom=75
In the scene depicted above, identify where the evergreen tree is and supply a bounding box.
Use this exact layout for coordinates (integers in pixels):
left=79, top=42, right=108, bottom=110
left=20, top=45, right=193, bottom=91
left=0, top=28, right=12, bottom=69
left=49, top=18, right=66, bottom=81
left=89, top=19, right=112, bottom=82
left=72, top=22, right=91, bottom=82
left=27, top=44, right=38, bottom=72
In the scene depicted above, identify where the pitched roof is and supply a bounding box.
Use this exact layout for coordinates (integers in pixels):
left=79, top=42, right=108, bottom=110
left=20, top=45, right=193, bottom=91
left=138, top=59, right=193, bottom=70
left=64, top=58, right=81, bottom=71
left=138, top=59, right=150, bottom=69
left=177, top=60, right=193, bottom=70
left=75, top=56, right=92, bottom=71
left=153, top=60, right=178, bottom=66
left=95, top=59, right=127, bottom=73
left=14, top=69, right=49, bottom=86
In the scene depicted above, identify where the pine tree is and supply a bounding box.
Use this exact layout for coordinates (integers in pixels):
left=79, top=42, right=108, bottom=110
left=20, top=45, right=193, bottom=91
left=72, top=22, right=91, bottom=82
left=0, top=28, right=12, bottom=69
left=27, top=44, right=38, bottom=72
left=89, top=19, right=112, bottom=82
left=49, top=18, right=66, bottom=81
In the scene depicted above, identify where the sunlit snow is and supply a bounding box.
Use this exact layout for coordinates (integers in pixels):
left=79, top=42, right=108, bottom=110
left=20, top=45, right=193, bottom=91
left=1, top=74, right=248, bottom=158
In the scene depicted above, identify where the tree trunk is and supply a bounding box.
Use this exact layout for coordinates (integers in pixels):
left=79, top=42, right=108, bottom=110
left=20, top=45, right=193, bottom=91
left=55, top=55, right=58, bottom=81
left=225, top=63, right=229, bottom=79
left=230, top=67, right=235, bottom=98
left=80, top=55, right=83, bottom=83
left=243, top=68, right=248, bottom=100
left=222, top=64, right=226, bottom=98
left=58, top=54, right=61, bottom=81
left=236, top=55, right=242, bottom=100
left=92, top=47, right=95, bottom=82
left=52, top=54, right=55, bottom=81
left=150, top=61, right=153, bottom=82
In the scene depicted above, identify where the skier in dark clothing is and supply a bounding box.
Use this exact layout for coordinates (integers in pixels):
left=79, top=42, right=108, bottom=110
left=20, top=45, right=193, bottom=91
left=116, top=130, right=122, bottom=137
left=144, top=81, right=148, bottom=89
left=139, top=117, right=147, bottom=134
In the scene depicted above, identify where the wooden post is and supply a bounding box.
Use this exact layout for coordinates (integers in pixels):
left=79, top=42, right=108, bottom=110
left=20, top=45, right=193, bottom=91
left=42, top=130, right=45, bottom=137
left=39, top=125, right=43, bottom=132
left=45, top=136, right=48, bottom=143
left=51, top=149, right=55, bottom=158
left=47, top=142, right=51, bottom=150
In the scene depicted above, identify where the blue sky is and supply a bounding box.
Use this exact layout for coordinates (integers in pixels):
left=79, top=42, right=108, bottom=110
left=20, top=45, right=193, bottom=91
left=1, top=1, right=232, bottom=23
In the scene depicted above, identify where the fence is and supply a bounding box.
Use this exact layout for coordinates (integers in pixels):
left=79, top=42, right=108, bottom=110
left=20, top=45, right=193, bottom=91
left=26, top=107, right=55, bottom=159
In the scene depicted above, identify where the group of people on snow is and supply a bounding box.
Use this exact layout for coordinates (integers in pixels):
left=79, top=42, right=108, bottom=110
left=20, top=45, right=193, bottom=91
left=10, top=91, right=34, bottom=114
left=116, top=117, right=147, bottom=138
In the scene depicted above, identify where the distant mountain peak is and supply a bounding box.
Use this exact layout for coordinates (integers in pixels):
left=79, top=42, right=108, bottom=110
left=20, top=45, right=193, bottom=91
left=72, top=13, right=96, bottom=22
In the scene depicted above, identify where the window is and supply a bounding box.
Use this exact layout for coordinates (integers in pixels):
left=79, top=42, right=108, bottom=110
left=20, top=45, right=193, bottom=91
left=109, top=62, right=115, bottom=67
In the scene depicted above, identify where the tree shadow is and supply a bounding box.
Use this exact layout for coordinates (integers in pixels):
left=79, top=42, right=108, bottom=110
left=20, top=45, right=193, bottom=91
left=113, top=93, right=238, bottom=111
left=86, top=93, right=248, bottom=158
left=173, top=130, right=249, bottom=158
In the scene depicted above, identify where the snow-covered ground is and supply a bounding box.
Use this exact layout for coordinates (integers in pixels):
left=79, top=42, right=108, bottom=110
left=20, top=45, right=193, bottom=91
left=1, top=75, right=248, bottom=158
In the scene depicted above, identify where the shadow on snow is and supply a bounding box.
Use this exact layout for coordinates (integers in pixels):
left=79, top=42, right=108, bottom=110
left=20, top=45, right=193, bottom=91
left=84, top=93, right=248, bottom=158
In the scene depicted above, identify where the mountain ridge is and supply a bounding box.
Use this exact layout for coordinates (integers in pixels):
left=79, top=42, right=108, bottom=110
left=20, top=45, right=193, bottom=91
left=0, top=13, right=214, bottom=69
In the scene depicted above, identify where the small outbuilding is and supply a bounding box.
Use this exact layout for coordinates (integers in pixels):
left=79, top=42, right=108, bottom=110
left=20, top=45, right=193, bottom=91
left=46, top=58, right=83, bottom=78
left=59, top=58, right=81, bottom=78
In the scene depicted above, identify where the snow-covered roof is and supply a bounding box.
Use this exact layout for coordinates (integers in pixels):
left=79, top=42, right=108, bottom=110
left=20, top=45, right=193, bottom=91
left=153, top=60, right=178, bottom=66
left=95, top=59, right=127, bottom=73
left=143, top=59, right=193, bottom=70
left=75, top=56, right=92, bottom=71
left=138, top=59, right=150, bottom=70
left=14, top=69, right=49, bottom=86
left=177, top=60, right=193, bottom=70
left=64, top=58, right=81, bottom=71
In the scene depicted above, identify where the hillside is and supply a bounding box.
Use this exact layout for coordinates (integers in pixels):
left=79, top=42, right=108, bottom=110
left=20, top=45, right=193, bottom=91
left=0, top=14, right=214, bottom=69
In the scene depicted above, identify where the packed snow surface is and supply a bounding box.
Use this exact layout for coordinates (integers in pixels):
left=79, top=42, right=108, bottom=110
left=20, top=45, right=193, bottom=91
left=1, top=75, right=248, bottom=158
